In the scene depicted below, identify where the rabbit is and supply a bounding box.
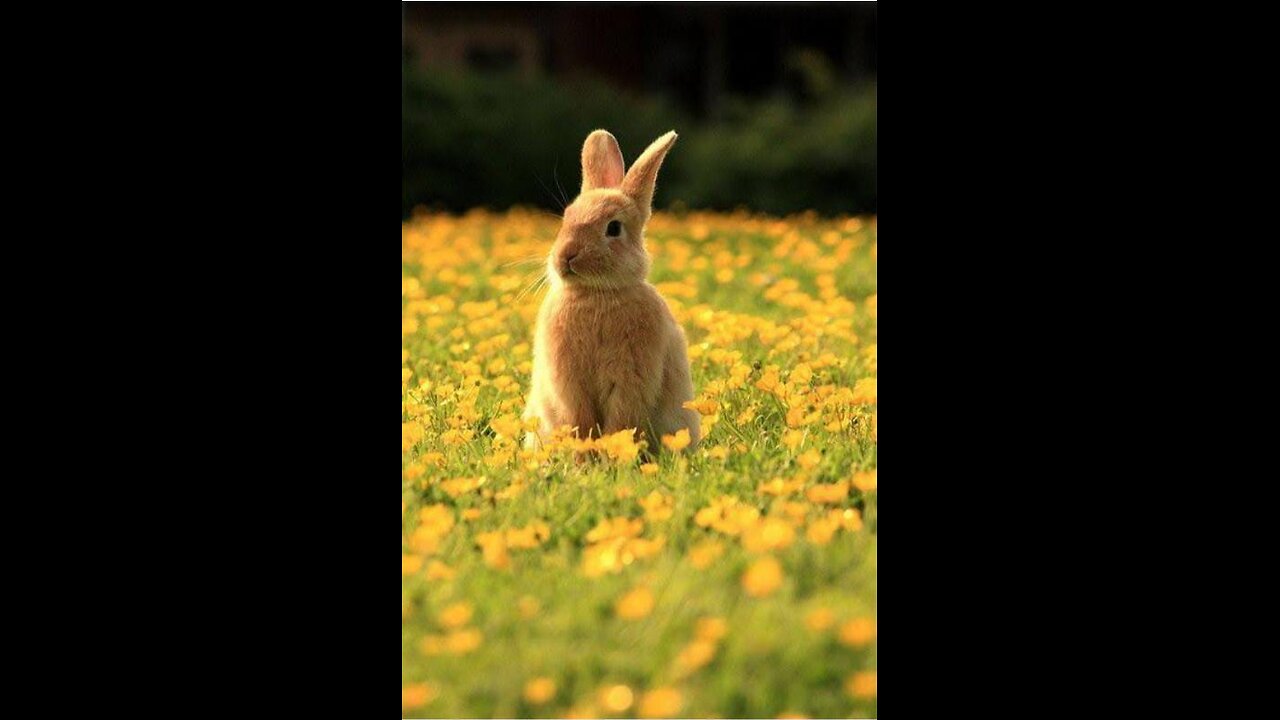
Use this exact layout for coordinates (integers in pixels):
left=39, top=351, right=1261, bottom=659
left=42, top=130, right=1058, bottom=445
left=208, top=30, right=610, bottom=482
left=523, top=129, right=700, bottom=455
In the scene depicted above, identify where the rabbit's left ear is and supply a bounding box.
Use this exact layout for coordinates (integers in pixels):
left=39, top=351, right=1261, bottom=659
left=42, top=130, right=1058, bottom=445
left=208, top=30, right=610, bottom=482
left=622, top=130, right=677, bottom=214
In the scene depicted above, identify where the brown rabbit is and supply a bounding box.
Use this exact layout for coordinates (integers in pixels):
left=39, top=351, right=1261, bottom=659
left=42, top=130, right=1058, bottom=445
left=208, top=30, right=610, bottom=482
left=523, top=129, right=700, bottom=454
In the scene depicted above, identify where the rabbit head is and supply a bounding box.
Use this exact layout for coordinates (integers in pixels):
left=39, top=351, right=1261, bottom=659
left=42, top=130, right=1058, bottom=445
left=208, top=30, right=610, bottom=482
left=548, top=129, right=678, bottom=289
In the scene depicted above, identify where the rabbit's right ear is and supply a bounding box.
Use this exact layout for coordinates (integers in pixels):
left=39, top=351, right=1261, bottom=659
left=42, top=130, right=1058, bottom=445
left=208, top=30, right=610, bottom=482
left=581, top=130, right=626, bottom=193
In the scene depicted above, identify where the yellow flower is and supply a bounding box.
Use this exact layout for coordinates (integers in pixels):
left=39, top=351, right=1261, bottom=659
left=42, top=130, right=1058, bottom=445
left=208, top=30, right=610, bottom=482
left=845, top=671, right=877, bottom=698
left=778, top=501, right=810, bottom=524
left=596, top=428, right=641, bottom=461
left=616, top=586, right=655, bottom=620
left=790, top=363, right=813, bottom=385
left=444, top=627, right=484, bottom=654
left=728, top=363, right=752, bottom=389
left=640, top=462, right=660, bottom=475
left=402, top=554, right=423, bottom=575
left=785, top=406, right=820, bottom=428
left=474, top=532, right=511, bottom=570
left=408, top=530, right=441, bottom=556
left=505, top=521, right=551, bottom=549
left=494, top=480, right=528, bottom=500
left=689, top=540, right=724, bottom=569
left=695, top=616, right=728, bottom=642
left=741, top=516, right=796, bottom=553
left=402, top=682, right=437, bottom=709
left=440, top=476, right=486, bottom=497
left=755, top=368, right=780, bottom=393
left=517, top=595, right=541, bottom=618
left=742, top=555, right=784, bottom=597
left=851, top=377, right=877, bottom=405
left=662, top=428, right=691, bottom=452
left=839, top=617, right=876, bottom=646
left=402, top=421, right=424, bottom=452
left=638, top=687, right=683, bottom=718
left=438, top=601, right=473, bottom=629
left=417, top=504, right=456, bottom=535
left=580, top=534, right=665, bottom=578
left=852, top=470, right=877, bottom=491
left=806, top=481, right=849, bottom=504
left=418, top=634, right=444, bottom=655
left=683, top=398, right=719, bottom=415
left=581, top=538, right=626, bottom=577
left=523, top=677, right=557, bottom=705
left=425, top=560, right=455, bottom=580
left=796, top=448, right=822, bottom=469
left=488, top=413, right=523, bottom=438
left=758, top=477, right=805, bottom=497
left=440, top=427, right=474, bottom=445
left=781, top=429, right=805, bottom=450
left=585, top=517, right=645, bottom=543
left=806, top=516, right=840, bottom=545
left=805, top=607, right=835, bottom=632
left=674, top=639, right=717, bottom=674
left=830, top=507, right=863, bottom=531
left=695, top=496, right=761, bottom=535
left=639, top=490, right=674, bottom=521
left=599, top=684, right=635, bottom=713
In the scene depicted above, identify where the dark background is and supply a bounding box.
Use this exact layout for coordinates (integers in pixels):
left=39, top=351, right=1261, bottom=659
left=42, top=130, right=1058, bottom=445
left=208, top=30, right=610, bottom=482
left=403, top=2, right=877, bottom=217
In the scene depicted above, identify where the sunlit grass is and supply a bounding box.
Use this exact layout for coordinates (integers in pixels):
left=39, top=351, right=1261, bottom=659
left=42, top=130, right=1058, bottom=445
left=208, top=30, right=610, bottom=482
left=403, top=208, right=877, bottom=719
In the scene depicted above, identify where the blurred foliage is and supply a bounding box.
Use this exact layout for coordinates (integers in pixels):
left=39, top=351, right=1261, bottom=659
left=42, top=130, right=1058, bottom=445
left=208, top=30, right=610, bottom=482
left=681, top=91, right=877, bottom=217
left=403, top=65, right=683, bottom=216
left=403, top=63, right=876, bottom=217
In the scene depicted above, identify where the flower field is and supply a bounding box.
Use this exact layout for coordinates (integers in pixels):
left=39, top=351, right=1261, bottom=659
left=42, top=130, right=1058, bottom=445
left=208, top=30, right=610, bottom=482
left=402, top=209, right=877, bottom=719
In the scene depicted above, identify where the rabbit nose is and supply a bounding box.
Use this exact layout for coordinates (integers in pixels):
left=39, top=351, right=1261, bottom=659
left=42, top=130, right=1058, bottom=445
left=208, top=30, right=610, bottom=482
left=560, top=249, right=579, bottom=273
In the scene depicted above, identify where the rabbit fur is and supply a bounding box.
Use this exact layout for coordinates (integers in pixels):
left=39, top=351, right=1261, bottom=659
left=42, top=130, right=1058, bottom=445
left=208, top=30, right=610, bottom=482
left=522, top=129, right=700, bottom=454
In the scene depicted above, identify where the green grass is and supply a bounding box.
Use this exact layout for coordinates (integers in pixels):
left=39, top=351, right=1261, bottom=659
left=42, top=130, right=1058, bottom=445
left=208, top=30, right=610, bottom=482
left=403, top=209, right=877, bottom=719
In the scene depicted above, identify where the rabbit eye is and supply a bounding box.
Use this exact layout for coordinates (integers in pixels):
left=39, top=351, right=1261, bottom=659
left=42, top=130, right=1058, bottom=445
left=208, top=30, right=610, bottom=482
left=605, top=220, right=622, bottom=237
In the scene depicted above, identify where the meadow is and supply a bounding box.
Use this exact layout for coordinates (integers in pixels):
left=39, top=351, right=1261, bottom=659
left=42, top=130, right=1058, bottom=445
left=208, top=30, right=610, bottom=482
left=403, top=208, right=877, bottom=719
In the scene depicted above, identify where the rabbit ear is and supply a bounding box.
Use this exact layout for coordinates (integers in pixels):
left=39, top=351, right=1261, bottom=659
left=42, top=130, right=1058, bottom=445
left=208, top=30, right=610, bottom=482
left=621, top=130, right=677, bottom=213
left=581, top=130, right=626, bottom=192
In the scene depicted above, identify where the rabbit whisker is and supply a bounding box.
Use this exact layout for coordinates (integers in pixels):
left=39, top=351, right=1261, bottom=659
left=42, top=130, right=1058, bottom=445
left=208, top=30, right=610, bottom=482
left=514, top=270, right=548, bottom=305
left=553, top=159, right=570, bottom=208
left=500, top=255, right=548, bottom=269
left=533, top=171, right=566, bottom=211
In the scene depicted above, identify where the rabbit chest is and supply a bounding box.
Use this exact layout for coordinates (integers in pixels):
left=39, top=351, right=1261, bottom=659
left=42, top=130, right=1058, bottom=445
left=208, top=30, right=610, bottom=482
left=542, top=286, right=669, bottom=414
